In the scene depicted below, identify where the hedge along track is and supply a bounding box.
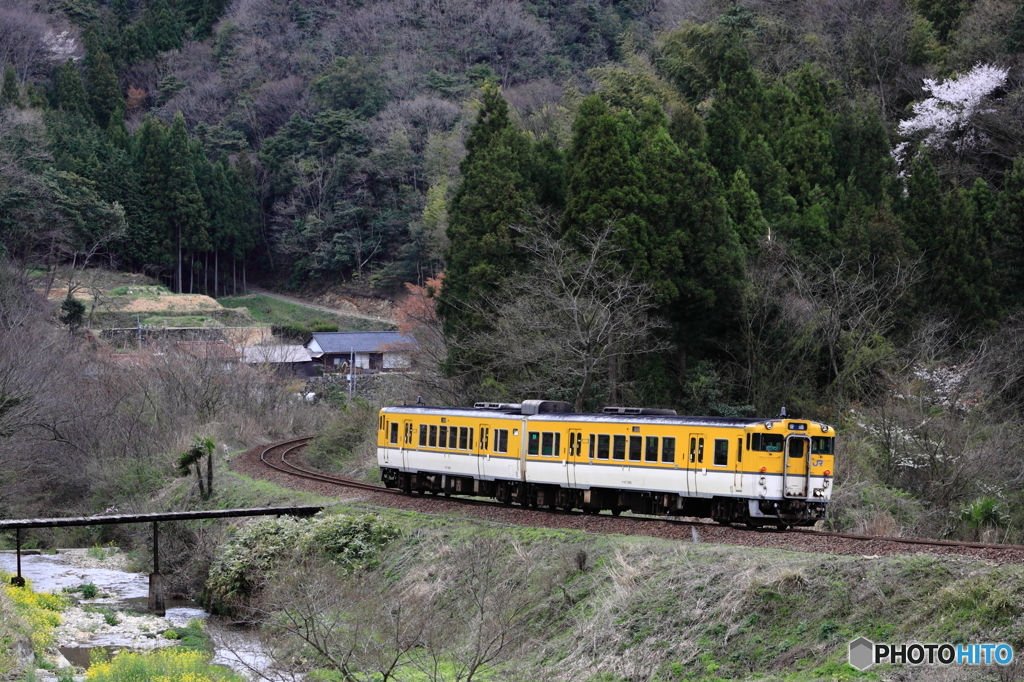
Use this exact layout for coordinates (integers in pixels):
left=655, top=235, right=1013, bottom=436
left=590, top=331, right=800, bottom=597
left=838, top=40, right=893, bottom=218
left=249, top=437, right=1024, bottom=563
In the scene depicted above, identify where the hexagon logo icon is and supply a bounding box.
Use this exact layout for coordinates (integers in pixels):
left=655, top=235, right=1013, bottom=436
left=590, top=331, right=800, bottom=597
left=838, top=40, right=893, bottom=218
left=849, top=637, right=875, bottom=671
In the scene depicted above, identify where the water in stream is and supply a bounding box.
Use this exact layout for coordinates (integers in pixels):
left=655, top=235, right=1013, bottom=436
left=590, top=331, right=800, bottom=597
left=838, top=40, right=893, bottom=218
left=0, top=551, right=278, bottom=680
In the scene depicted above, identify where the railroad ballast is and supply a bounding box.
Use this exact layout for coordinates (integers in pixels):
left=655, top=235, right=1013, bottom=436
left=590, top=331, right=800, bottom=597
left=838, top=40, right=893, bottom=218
left=376, top=401, right=835, bottom=527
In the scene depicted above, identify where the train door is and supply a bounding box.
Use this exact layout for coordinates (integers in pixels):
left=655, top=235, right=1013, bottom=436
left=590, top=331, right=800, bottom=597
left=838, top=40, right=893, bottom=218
left=400, top=420, right=413, bottom=470
left=733, top=436, right=744, bottom=492
left=784, top=435, right=810, bottom=498
left=567, top=429, right=582, bottom=487
left=687, top=433, right=705, bottom=496
left=478, top=424, right=489, bottom=479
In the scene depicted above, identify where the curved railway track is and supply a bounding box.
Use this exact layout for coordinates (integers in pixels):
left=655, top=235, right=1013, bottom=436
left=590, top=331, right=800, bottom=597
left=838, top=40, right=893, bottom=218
left=248, top=437, right=1024, bottom=563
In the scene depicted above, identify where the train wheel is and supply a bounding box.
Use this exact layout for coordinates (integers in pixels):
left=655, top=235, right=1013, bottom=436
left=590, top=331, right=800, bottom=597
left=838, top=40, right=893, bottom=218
left=775, top=522, right=789, bottom=531
left=611, top=508, right=622, bottom=517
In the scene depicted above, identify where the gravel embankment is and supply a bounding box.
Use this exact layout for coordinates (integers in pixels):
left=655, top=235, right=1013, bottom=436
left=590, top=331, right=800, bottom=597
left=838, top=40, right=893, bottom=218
left=233, top=439, right=1024, bottom=564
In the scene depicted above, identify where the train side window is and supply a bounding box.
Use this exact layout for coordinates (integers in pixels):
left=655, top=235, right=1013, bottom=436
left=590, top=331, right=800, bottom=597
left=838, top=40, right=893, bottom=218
left=459, top=427, right=469, bottom=450
left=613, top=435, right=626, bottom=460
left=438, top=426, right=448, bottom=449
left=697, top=438, right=704, bottom=464
left=645, top=436, right=658, bottom=462
left=628, top=435, right=642, bottom=461
left=555, top=433, right=561, bottom=457
left=662, top=437, right=675, bottom=463
left=762, top=434, right=783, bottom=452
left=713, top=439, right=728, bottom=466
left=528, top=432, right=540, bottom=456
left=597, top=435, right=610, bottom=459
left=389, top=422, right=399, bottom=445
left=419, top=425, right=427, bottom=447
left=541, top=432, right=554, bottom=456
left=495, top=429, right=508, bottom=453
left=379, top=415, right=384, bottom=431
left=429, top=425, right=437, bottom=447
left=811, top=437, right=834, bottom=454
left=589, top=435, right=595, bottom=459
left=746, top=433, right=751, bottom=451
left=689, top=437, right=696, bottom=462
left=737, top=437, right=743, bottom=463
left=752, top=433, right=761, bottom=451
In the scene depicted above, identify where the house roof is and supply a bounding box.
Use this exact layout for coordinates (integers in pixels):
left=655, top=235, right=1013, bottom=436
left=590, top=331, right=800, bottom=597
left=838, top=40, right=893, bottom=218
left=240, top=345, right=313, bottom=364
left=307, top=331, right=417, bottom=354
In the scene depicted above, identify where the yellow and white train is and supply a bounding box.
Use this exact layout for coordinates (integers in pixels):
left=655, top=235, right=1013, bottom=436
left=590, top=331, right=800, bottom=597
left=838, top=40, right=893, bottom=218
left=377, top=400, right=835, bottom=527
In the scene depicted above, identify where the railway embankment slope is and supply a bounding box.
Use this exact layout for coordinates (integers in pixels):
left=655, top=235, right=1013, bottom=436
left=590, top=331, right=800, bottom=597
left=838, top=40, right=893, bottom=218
left=207, top=489, right=1024, bottom=681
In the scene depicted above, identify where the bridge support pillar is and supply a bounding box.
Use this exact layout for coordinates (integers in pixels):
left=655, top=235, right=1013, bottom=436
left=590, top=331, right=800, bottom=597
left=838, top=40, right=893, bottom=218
left=148, top=522, right=165, bottom=616
left=10, top=529, right=24, bottom=587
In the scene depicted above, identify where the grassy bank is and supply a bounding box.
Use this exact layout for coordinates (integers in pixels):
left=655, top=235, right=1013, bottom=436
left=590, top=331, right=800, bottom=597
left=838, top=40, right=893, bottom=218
left=208, top=504, right=1024, bottom=682
left=219, top=294, right=393, bottom=332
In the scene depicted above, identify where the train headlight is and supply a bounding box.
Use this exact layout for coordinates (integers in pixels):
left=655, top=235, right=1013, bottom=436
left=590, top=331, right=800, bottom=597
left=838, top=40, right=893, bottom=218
left=821, top=425, right=830, bottom=433
left=765, top=422, right=773, bottom=429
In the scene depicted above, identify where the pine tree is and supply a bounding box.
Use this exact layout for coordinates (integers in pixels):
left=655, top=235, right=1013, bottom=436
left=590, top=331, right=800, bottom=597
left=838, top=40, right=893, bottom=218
left=53, top=60, right=90, bottom=117
left=164, top=113, right=209, bottom=293
left=436, top=85, right=532, bottom=337
left=1, top=66, right=21, bottom=109
left=87, top=50, right=123, bottom=129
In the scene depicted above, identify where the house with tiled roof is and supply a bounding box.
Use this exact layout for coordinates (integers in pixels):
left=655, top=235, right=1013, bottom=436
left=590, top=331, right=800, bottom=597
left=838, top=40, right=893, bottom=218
left=305, top=332, right=416, bottom=373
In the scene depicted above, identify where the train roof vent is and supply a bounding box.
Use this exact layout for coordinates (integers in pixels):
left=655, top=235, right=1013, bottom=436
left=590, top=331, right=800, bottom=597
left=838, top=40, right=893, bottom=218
left=473, top=402, right=522, bottom=411
left=603, top=406, right=678, bottom=416
left=521, top=399, right=574, bottom=415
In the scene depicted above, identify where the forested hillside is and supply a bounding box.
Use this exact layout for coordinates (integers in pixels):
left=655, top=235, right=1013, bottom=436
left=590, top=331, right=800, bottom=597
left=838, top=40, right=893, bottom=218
left=4, top=0, right=1024, bottom=540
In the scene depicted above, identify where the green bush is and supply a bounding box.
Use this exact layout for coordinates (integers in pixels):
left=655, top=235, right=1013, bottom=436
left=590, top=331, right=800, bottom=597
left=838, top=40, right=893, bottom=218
left=206, top=513, right=399, bottom=610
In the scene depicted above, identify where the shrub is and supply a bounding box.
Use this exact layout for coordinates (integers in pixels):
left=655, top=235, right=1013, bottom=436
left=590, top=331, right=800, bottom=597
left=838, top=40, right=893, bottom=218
left=84, top=648, right=244, bottom=682
left=206, top=513, right=399, bottom=610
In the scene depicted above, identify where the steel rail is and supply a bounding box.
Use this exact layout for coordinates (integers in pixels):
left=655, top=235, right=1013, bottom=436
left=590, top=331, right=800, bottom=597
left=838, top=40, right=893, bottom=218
left=257, top=438, right=1024, bottom=553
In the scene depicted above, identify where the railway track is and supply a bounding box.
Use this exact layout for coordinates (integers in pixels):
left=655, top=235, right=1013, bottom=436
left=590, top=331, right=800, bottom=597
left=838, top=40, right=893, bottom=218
left=248, top=437, right=1024, bottom=563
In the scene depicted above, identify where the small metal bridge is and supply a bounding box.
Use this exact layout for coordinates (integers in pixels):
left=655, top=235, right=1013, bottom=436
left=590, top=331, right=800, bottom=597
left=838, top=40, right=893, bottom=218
left=0, top=506, right=324, bottom=615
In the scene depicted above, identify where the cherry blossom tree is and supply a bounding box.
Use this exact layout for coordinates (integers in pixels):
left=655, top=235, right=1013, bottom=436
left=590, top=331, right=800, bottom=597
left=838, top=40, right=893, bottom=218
left=895, top=63, right=1008, bottom=169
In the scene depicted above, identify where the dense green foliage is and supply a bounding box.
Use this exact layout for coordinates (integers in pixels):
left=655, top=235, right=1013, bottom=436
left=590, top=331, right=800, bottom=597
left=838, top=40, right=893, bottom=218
left=206, top=512, right=400, bottom=610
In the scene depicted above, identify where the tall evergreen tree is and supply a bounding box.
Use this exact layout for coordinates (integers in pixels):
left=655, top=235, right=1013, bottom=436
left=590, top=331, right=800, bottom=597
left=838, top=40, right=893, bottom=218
left=53, top=60, right=90, bottom=117
left=932, top=187, right=998, bottom=328
left=902, top=154, right=944, bottom=256
left=86, top=50, right=123, bottom=129
left=131, top=116, right=169, bottom=268
left=164, top=112, right=209, bottom=293
left=437, top=85, right=532, bottom=337
left=996, top=156, right=1024, bottom=306
left=561, top=95, right=646, bottom=266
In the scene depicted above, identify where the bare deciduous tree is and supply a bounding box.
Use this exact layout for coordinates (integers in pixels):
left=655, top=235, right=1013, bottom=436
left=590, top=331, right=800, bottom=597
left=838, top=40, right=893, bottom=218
left=454, top=215, right=670, bottom=410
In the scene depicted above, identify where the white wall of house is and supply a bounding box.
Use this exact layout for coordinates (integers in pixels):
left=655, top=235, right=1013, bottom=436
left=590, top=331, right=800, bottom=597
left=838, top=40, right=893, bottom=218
left=384, top=353, right=412, bottom=369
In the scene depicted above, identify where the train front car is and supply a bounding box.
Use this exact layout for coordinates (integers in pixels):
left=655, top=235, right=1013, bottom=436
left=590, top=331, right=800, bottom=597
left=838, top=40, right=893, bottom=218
left=738, top=417, right=835, bottom=528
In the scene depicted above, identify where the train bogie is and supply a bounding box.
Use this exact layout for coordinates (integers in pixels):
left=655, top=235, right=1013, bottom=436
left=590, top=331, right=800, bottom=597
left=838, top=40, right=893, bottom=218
left=377, top=402, right=835, bottom=527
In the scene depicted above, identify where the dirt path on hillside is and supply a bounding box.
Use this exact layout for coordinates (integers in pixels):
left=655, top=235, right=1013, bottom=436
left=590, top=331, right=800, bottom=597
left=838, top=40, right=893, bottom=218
left=245, top=286, right=395, bottom=324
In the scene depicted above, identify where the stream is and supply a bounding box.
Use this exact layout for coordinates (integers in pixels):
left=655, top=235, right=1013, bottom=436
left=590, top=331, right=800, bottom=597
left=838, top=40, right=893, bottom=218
left=0, top=550, right=279, bottom=680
